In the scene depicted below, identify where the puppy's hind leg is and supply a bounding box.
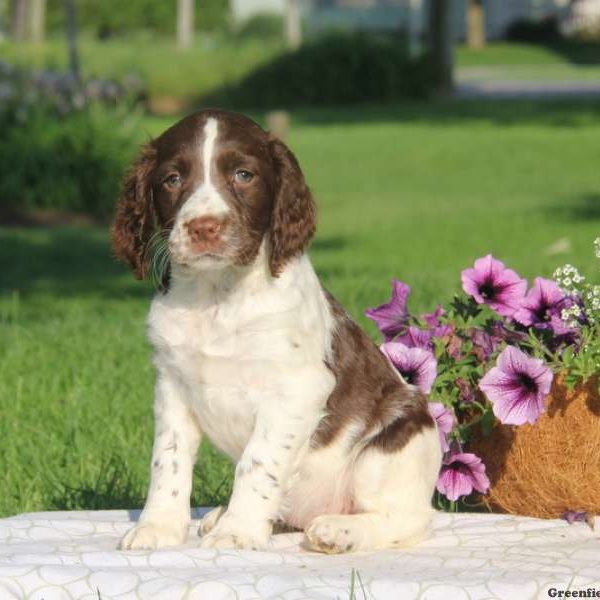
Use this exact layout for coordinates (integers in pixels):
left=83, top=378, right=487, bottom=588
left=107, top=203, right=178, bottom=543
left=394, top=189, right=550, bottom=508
left=304, top=425, right=441, bottom=553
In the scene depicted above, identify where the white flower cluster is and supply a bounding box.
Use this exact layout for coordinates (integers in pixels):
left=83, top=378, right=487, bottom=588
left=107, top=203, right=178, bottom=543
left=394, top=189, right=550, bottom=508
left=553, top=240, right=600, bottom=328
left=561, top=304, right=583, bottom=328
left=584, top=285, right=600, bottom=323
left=553, top=264, right=585, bottom=293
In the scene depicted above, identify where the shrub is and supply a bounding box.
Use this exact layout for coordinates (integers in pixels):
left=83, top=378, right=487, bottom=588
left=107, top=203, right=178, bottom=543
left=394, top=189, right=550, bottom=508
left=46, top=0, right=229, bottom=38
left=505, top=17, right=562, bottom=43
left=234, top=13, right=284, bottom=41
left=202, top=31, right=432, bottom=109
left=0, top=103, right=138, bottom=219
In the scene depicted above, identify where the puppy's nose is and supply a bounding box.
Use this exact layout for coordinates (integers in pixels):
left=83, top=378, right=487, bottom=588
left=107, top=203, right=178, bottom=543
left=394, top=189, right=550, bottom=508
left=186, top=216, right=222, bottom=243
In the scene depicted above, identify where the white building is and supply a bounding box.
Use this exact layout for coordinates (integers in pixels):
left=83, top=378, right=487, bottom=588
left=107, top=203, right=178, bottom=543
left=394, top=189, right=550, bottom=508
left=230, top=0, right=287, bottom=24
left=230, top=0, right=574, bottom=41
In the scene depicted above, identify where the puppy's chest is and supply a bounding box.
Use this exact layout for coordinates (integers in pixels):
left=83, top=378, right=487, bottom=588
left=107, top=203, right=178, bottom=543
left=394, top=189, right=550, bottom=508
left=148, top=294, right=299, bottom=458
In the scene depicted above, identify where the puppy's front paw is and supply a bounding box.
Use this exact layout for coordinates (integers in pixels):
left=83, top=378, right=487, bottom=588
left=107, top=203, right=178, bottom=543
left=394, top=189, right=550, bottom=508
left=198, top=513, right=270, bottom=551
left=119, top=520, right=187, bottom=550
left=199, top=529, right=268, bottom=550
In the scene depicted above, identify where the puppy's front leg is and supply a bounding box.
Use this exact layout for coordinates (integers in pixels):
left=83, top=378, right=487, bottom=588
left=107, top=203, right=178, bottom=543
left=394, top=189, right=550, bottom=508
left=199, top=393, right=318, bottom=551
left=119, top=373, right=201, bottom=550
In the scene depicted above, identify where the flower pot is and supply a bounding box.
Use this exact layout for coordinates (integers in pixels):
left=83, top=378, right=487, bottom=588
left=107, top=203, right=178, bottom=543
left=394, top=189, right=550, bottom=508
left=468, top=375, right=600, bottom=519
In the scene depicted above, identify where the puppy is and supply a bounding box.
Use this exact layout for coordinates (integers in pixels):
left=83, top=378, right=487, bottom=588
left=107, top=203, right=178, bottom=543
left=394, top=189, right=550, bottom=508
left=112, top=109, right=441, bottom=553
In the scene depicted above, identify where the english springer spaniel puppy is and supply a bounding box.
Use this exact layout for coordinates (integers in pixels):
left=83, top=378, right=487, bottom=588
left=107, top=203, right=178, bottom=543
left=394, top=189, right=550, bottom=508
left=112, top=109, right=441, bottom=554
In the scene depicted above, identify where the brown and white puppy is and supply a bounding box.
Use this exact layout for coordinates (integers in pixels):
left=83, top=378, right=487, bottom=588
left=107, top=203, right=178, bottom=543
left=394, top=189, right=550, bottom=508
left=112, top=109, right=441, bottom=553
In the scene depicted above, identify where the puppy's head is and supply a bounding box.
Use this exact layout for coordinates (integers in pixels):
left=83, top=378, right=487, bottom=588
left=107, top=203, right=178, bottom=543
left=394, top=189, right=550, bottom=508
left=111, top=110, right=316, bottom=283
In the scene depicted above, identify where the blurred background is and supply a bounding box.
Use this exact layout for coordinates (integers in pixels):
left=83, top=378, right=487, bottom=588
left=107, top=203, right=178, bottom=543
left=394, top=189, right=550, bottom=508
left=1, top=0, right=599, bottom=517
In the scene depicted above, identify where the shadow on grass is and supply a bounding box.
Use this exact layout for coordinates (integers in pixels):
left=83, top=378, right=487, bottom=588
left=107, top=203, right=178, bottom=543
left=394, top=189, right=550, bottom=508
left=0, top=226, right=152, bottom=299
left=540, top=40, right=600, bottom=66
left=278, top=99, right=600, bottom=129
left=47, top=456, right=145, bottom=512
left=546, top=193, right=600, bottom=222
left=311, top=235, right=348, bottom=252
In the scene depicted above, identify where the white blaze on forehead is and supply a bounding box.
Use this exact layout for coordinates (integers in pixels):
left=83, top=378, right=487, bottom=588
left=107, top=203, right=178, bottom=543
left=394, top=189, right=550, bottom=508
left=202, top=117, right=218, bottom=187
left=177, top=116, right=229, bottom=221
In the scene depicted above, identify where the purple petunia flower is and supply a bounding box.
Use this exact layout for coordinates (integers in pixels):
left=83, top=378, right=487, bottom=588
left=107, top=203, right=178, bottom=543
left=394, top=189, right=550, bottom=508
left=380, top=342, right=437, bottom=394
left=396, top=326, right=434, bottom=350
left=446, top=334, right=464, bottom=360
left=461, top=255, right=527, bottom=317
left=433, top=323, right=455, bottom=338
left=422, top=305, right=445, bottom=328
left=514, top=277, right=568, bottom=329
left=428, top=402, right=454, bottom=452
left=490, top=320, right=529, bottom=344
left=421, top=305, right=454, bottom=338
left=365, top=280, right=411, bottom=341
left=469, top=328, right=499, bottom=362
left=561, top=510, right=595, bottom=530
left=455, top=378, right=477, bottom=404
left=479, top=346, right=553, bottom=426
left=436, top=451, right=490, bottom=501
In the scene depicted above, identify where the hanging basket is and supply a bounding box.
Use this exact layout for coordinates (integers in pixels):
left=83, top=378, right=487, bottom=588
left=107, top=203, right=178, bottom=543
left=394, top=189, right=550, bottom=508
left=469, top=375, right=600, bottom=519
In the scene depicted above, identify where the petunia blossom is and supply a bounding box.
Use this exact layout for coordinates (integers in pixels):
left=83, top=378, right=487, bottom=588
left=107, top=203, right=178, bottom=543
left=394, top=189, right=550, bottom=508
left=421, top=305, right=453, bottom=338
left=455, top=378, right=477, bottom=404
left=428, top=402, right=454, bottom=452
left=469, top=328, right=499, bottom=362
left=395, top=326, right=433, bottom=350
left=380, top=342, right=437, bottom=394
left=365, top=280, right=411, bottom=341
left=479, top=346, right=553, bottom=426
left=490, top=320, right=529, bottom=344
left=436, top=451, right=490, bottom=501
left=461, top=254, right=527, bottom=317
left=446, top=334, right=463, bottom=360
left=422, top=305, right=445, bottom=328
left=561, top=510, right=595, bottom=530
left=514, top=277, right=569, bottom=330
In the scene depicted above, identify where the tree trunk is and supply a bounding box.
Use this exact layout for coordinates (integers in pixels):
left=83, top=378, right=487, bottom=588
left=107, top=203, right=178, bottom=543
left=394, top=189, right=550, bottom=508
left=467, top=0, right=485, bottom=49
left=286, top=0, right=301, bottom=50
left=29, top=0, right=46, bottom=43
left=407, top=0, right=425, bottom=58
left=11, top=0, right=27, bottom=41
left=64, top=0, right=80, bottom=85
left=177, top=0, right=194, bottom=50
left=428, top=0, right=454, bottom=97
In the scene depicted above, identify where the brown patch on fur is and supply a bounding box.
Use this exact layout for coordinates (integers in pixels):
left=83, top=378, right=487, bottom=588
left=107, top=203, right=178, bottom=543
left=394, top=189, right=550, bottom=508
left=312, top=291, right=434, bottom=452
left=111, top=143, right=157, bottom=279
left=267, top=137, right=316, bottom=277
left=470, top=375, right=600, bottom=518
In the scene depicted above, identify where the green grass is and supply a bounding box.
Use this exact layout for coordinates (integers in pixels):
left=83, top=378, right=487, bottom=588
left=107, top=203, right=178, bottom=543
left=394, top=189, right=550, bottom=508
left=457, top=41, right=600, bottom=66
left=457, top=41, right=600, bottom=85
left=0, top=32, right=283, bottom=101
left=1, top=100, right=600, bottom=517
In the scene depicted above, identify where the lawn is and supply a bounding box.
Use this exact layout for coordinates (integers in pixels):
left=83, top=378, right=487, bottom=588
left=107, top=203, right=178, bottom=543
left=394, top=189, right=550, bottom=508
left=1, top=100, right=600, bottom=517
left=457, top=41, right=600, bottom=85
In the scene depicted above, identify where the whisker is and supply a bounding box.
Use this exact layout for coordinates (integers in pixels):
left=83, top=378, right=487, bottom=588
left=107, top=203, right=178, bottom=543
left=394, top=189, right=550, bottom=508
left=147, top=229, right=172, bottom=290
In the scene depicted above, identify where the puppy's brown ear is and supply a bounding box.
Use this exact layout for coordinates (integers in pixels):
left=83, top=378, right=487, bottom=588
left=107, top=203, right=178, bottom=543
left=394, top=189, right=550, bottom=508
left=268, top=136, right=316, bottom=277
left=111, top=143, right=157, bottom=279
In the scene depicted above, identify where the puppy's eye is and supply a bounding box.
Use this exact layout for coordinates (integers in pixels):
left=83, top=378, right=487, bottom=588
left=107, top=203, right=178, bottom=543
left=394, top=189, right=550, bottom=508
left=164, top=173, right=182, bottom=188
left=234, top=169, right=254, bottom=183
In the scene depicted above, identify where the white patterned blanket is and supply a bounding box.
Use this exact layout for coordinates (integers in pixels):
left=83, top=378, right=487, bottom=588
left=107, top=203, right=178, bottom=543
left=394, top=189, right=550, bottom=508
left=0, top=509, right=598, bottom=599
